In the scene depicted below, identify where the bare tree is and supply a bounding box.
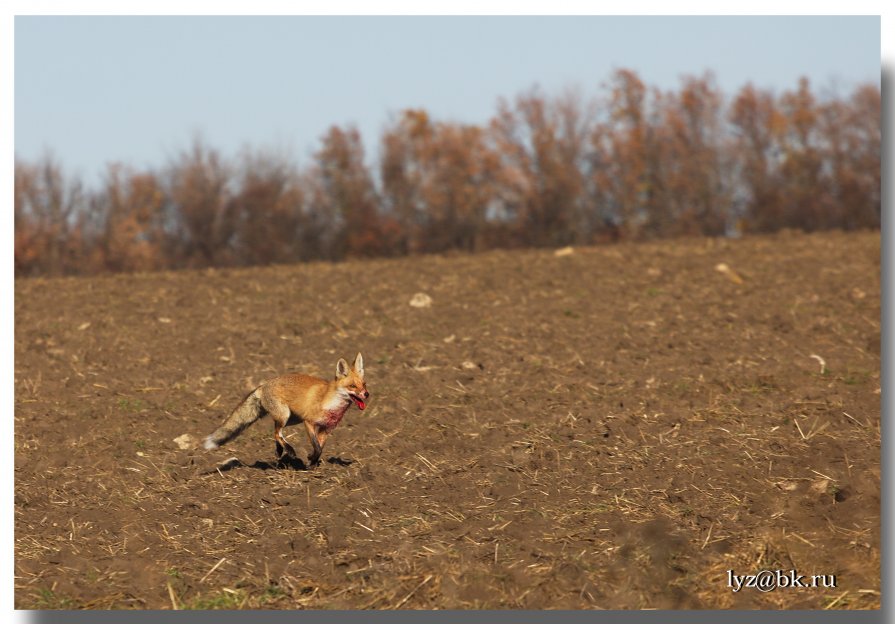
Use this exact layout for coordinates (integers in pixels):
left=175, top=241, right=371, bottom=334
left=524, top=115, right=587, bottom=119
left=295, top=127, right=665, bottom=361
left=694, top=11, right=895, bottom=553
left=163, top=138, right=235, bottom=268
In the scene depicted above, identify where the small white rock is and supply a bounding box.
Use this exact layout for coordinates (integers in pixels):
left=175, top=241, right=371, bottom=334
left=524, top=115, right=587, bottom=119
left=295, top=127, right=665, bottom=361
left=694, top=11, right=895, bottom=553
left=173, top=433, right=197, bottom=450
left=409, top=293, right=433, bottom=308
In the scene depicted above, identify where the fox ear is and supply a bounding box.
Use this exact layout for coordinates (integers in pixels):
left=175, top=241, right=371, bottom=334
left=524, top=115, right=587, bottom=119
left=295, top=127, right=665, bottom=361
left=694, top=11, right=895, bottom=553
left=336, top=358, right=350, bottom=379
left=353, top=352, right=364, bottom=376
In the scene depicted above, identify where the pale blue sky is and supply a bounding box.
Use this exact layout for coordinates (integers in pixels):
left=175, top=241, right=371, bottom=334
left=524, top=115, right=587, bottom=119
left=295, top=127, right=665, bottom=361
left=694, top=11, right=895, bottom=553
left=15, top=15, right=881, bottom=187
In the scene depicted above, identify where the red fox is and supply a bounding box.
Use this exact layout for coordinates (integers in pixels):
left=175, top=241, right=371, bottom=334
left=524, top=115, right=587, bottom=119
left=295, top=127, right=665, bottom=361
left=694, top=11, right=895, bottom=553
left=203, top=353, right=369, bottom=467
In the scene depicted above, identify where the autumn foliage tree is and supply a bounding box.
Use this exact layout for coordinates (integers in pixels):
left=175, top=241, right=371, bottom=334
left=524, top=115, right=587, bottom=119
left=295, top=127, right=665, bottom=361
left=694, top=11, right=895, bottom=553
left=14, top=156, right=88, bottom=276
left=729, top=82, right=786, bottom=232
left=816, top=84, right=881, bottom=230
left=163, top=139, right=235, bottom=268
left=229, top=150, right=313, bottom=266
left=590, top=70, right=653, bottom=239
left=14, top=71, right=881, bottom=276
left=315, top=125, right=401, bottom=258
left=84, top=165, right=167, bottom=273
left=381, top=109, right=501, bottom=253
left=491, top=88, right=591, bottom=247
left=656, top=73, right=731, bottom=236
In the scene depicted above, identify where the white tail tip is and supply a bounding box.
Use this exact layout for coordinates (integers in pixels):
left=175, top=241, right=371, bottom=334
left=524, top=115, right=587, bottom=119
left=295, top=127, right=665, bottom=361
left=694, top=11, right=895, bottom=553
left=203, top=437, right=219, bottom=450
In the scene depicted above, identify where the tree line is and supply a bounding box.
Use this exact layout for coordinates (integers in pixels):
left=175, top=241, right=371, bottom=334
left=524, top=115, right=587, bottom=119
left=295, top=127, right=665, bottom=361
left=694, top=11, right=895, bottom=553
left=14, top=69, right=881, bottom=276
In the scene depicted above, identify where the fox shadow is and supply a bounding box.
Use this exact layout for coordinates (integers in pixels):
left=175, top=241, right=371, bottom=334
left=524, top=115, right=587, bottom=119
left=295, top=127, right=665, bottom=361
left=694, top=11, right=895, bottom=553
left=205, top=455, right=354, bottom=473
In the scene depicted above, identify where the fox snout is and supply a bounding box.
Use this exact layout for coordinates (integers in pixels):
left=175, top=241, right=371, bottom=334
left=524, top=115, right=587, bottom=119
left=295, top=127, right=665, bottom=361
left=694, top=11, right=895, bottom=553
left=349, top=387, right=369, bottom=410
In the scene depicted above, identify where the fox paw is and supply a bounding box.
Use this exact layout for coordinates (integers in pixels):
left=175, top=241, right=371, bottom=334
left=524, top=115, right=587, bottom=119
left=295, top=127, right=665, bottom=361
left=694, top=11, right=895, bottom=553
left=276, top=442, right=297, bottom=460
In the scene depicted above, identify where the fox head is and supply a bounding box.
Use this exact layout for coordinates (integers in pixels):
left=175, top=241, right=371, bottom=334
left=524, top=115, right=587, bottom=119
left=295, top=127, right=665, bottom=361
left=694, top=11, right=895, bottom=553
left=336, top=352, right=369, bottom=411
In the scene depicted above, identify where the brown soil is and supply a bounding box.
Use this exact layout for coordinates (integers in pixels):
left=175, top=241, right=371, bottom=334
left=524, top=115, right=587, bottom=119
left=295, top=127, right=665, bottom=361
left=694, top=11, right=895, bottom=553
left=14, top=231, right=881, bottom=610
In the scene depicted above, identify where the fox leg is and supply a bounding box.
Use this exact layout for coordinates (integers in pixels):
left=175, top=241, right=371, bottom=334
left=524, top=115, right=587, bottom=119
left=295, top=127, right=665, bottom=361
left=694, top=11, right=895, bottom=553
left=304, top=421, right=328, bottom=466
left=315, top=430, right=330, bottom=463
left=274, top=422, right=297, bottom=459
left=267, top=404, right=296, bottom=459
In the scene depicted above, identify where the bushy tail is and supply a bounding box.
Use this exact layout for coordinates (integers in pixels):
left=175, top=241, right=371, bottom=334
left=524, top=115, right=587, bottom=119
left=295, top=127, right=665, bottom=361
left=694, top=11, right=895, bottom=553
left=203, top=387, right=265, bottom=450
